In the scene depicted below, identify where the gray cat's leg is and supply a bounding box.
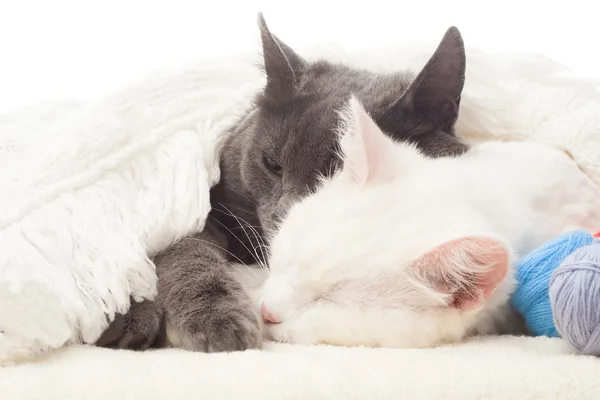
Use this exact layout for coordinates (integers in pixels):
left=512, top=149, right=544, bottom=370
left=96, top=298, right=162, bottom=350
left=154, top=231, right=262, bottom=352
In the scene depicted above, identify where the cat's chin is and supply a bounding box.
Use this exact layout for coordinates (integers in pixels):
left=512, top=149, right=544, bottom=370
left=264, top=322, right=315, bottom=346
left=264, top=319, right=468, bottom=349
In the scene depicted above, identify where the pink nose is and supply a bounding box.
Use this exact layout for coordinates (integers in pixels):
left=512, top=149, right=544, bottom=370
left=261, top=303, right=279, bottom=324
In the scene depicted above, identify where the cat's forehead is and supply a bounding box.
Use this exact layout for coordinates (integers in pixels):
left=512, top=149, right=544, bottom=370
left=282, top=168, right=479, bottom=257
left=300, top=62, right=413, bottom=112
left=255, top=62, right=413, bottom=176
left=253, top=96, right=341, bottom=189
left=257, top=62, right=413, bottom=135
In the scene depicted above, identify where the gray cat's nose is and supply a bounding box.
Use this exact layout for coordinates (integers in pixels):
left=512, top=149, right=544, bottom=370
left=261, top=302, right=280, bottom=324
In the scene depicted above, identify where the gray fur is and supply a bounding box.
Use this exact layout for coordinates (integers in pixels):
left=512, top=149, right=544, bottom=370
left=96, top=15, right=468, bottom=352
left=96, top=296, right=163, bottom=350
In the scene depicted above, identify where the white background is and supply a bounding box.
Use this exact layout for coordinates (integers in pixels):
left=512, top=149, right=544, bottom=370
left=1, top=0, right=598, bottom=113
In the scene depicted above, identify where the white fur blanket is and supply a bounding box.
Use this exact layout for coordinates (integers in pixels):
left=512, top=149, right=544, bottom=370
left=1, top=336, right=599, bottom=400
left=2, top=39, right=600, bottom=394
left=0, top=58, right=262, bottom=362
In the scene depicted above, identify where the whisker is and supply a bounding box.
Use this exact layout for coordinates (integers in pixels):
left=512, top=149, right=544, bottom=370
left=221, top=187, right=258, bottom=205
left=226, top=206, right=270, bottom=260
left=216, top=201, right=257, bottom=216
left=219, top=205, right=269, bottom=257
left=227, top=260, right=264, bottom=286
left=190, top=237, right=261, bottom=285
left=229, top=224, right=264, bottom=230
left=218, top=204, right=270, bottom=271
left=239, top=218, right=271, bottom=270
left=208, top=213, right=267, bottom=269
left=233, top=264, right=265, bottom=286
left=224, top=208, right=269, bottom=269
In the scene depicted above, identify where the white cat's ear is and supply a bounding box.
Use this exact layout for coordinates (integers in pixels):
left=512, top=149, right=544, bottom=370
left=339, top=97, right=398, bottom=186
left=410, top=236, right=509, bottom=310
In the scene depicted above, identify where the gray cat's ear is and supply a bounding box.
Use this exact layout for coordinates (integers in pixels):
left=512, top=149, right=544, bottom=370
left=397, top=27, right=466, bottom=132
left=257, top=13, right=307, bottom=102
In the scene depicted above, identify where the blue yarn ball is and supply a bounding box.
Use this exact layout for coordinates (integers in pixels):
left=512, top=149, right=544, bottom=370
left=511, top=230, right=593, bottom=337
left=550, top=240, right=600, bottom=356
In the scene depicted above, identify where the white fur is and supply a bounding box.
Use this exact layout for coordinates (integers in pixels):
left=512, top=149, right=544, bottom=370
left=0, top=58, right=263, bottom=363
left=2, top=37, right=600, bottom=362
left=3, top=336, right=600, bottom=400
left=261, top=99, right=600, bottom=348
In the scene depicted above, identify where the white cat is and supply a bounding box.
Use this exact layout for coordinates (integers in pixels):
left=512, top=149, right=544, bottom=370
left=258, top=97, right=600, bottom=348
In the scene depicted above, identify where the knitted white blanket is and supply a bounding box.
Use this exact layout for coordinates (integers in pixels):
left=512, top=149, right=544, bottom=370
left=2, top=39, right=600, bottom=385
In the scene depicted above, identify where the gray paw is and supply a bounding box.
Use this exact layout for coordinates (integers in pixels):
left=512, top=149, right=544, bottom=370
left=165, top=274, right=263, bottom=352
left=155, top=237, right=264, bottom=353
left=180, top=307, right=263, bottom=352
left=96, top=299, right=161, bottom=350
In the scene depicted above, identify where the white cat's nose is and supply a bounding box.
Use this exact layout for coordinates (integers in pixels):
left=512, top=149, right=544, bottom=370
left=261, top=302, right=280, bottom=324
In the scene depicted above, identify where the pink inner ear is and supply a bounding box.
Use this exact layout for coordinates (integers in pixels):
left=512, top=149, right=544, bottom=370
left=342, top=97, right=388, bottom=185
left=413, top=236, right=509, bottom=311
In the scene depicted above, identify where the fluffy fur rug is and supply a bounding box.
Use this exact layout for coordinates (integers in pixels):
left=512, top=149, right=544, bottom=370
left=1, top=336, right=599, bottom=399
left=1, top=37, right=600, bottom=388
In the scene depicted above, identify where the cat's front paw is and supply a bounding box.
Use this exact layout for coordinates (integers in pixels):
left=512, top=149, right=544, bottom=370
left=96, top=299, right=162, bottom=350
left=164, top=282, right=263, bottom=352
left=180, top=307, right=262, bottom=352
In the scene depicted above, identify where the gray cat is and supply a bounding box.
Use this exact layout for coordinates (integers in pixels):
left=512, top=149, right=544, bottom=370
left=96, top=14, right=469, bottom=352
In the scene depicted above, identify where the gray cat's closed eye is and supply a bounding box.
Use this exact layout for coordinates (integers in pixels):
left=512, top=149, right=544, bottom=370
left=263, top=155, right=283, bottom=176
